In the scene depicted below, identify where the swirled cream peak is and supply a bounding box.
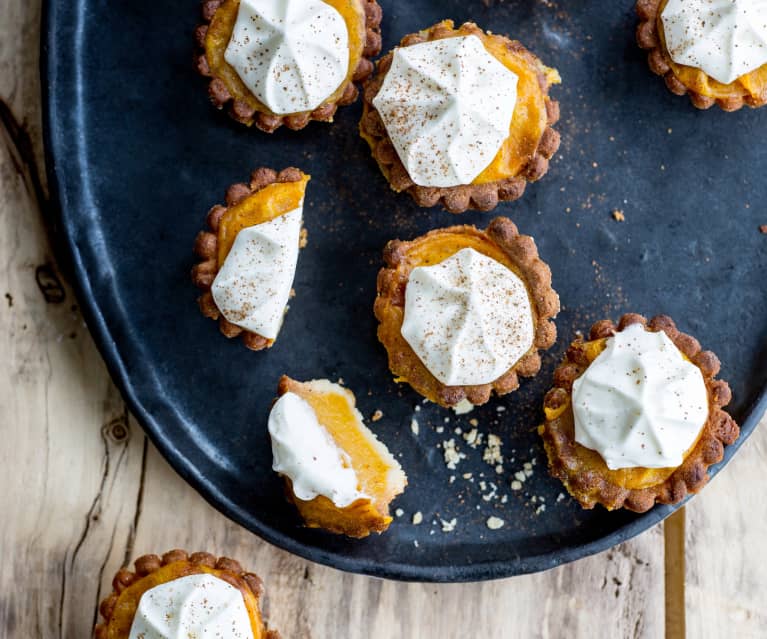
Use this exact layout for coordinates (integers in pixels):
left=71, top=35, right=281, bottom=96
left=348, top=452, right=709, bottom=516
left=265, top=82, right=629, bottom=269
left=401, top=248, right=534, bottom=386
left=211, top=206, right=302, bottom=340
left=661, top=0, right=767, bottom=84
left=128, top=573, right=254, bottom=639
left=224, top=0, right=350, bottom=114
left=372, top=35, right=518, bottom=188
left=573, top=323, right=709, bottom=470
left=268, top=391, right=368, bottom=507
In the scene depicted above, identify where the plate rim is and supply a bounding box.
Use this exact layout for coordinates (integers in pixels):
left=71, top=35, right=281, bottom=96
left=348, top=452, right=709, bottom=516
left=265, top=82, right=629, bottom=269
left=40, top=0, right=767, bottom=582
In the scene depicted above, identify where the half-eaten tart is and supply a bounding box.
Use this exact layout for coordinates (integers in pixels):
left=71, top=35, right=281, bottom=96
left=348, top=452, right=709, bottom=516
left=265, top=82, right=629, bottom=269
left=196, top=0, right=383, bottom=131
left=268, top=376, right=407, bottom=538
left=360, top=20, right=561, bottom=213
left=374, top=217, right=559, bottom=409
left=192, top=167, right=309, bottom=351
left=636, top=0, right=767, bottom=111
left=539, top=313, right=740, bottom=512
left=95, top=549, right=279, bottom=639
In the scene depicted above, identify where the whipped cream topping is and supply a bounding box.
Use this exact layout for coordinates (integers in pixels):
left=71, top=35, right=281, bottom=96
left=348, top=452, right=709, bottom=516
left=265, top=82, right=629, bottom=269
left=372, top=35, right=518, bottom=188
left=128, top=574, right=254, bottom=639
left=268, top=391, right=369, bottom=507
left=211, top=207, right=302, bottom=340
left=224, top=0, right=350, bottom=114
left=661, top=0, right=767, bottom=84
left=573, top=323, right=709, bottom=470
left=401, top=248, right=534, bottom=386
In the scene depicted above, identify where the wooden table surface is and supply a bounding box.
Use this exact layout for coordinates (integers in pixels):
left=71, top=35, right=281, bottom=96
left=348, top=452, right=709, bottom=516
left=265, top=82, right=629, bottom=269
left=2, top=2, right=766, bottom=637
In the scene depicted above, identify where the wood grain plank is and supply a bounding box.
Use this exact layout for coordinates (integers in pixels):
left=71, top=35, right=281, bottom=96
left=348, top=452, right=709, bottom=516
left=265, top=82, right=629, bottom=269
left=685, top=415, right=767, bottom=639
left=0, top=1, right=665, bottom=637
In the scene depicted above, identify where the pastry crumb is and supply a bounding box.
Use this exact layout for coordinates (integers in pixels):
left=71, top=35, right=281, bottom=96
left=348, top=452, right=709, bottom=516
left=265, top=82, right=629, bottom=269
left=452, top=399, right=474, bottom=415
left=483, top=434, right=503, bottom=466
left=443, top=439, right=466, bottom=469
left=395, top=508, right=404, bottom=517
left=299, top=227, right=309, bottom=248
left=511, top=480, right=523, bottom=491
left=440, top=518, right=457, bottom=532
left=412, top=511, right=423, bottom=525
left=371, top=409, right=383, bottom=422
left=612, top=209, right=625, bottom=222
left=557, top=492, right=566, bottom=502
left=486, top=516, right=505, bottom=530
left=410, top=418, right=419, bottom=435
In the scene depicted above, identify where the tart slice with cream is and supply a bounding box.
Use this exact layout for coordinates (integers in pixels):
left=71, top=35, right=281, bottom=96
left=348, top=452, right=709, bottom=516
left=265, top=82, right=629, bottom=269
left=196, top=0, right=382, bottom=131
left=539, top=314, right=740, bottom=512
left=192, top=167, right=309, bottom=351
left=360, top=20, right=561, bottom=213
left=95, top=549, right=278, bottom=639
left=374, top=217, right=559, bottom=409
left=268, top=376, right=407, bottom=538
left=637, top=0, right=767, bottom=110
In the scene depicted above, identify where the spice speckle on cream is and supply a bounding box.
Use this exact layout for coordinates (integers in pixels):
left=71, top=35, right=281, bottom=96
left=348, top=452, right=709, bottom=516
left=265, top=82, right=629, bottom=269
left=573, top=323, right=709, bottom=470
left=225, top=0, right=350, bottom=114
left=211, top=206, right=302, bottom=339
left=401, top=247, right=534, bottom=386
left=661, top=0, right=767, bottom=84
left=372, top=35, right=518, bottom=187
left=128, top=573, right=255, bottom=639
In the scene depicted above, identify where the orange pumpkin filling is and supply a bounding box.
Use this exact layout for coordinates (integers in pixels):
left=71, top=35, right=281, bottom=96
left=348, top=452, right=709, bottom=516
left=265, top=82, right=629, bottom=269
left=205, top=0, right=367, bottom=117
left=406, top=21, right=559, bottom=185
left=216, top=173, right=309, bottom=267
left=543, top=337, right=706, bottom=490
left=657, top=0, right=767, bottom=100
left=376, top=230, right=536, bottom=404
left=279, top=378, right=406, bottom=538
left=104, top=561, right=265, bottom=639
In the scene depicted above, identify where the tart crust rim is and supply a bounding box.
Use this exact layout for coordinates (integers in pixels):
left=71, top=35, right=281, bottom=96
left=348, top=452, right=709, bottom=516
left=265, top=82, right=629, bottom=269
left=196, top=0, right=384, bottom=131
left=94, top=549, right=279, bottom=639
left=191, top=166, right=307, bottom=352
left=539, top=313, right=740, bottom=513
left=635, top=0, right=767, bottom=112
left=359, top=20, right=561, bottom=214
left=374, top=216, right=560, bottom=408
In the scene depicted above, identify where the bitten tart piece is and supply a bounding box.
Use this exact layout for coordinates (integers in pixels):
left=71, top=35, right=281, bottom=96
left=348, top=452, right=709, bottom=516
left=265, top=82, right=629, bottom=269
left=95, top=549, right=279, bottom=639
left=540, top=314, right=740, bottom=512
left=192, top=167, right=309, bottom=351
left=268, top=376, right=407, bottom=538
left=375, top=217, right=559, bottom=409
left=196, top=0, right=382, bottom=131
left=636, top=0, right=767, bottom=111
left=360, top=20, right=561, bottom=213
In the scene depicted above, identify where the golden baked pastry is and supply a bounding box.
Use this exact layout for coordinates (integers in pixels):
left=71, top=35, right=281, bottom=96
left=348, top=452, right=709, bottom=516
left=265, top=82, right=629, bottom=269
left=192, top=167, right=309, bottom=351
left=374, top=217, right=559, bottom=408
left=636, top=0, right=767, bottom=111
left=269, top=376, right=407, bottom=538
left=360, top=20, right=561, bottom=213
left=539, top=313, right=740, bottom=512
left=195, top=0, right=382, bottom=131
left=95, top=549, right=278, bottom=639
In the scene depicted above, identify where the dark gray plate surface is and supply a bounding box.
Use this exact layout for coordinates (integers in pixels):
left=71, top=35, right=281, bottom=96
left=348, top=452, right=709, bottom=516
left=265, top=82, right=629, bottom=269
left=43, top=0, right=767, bottom=581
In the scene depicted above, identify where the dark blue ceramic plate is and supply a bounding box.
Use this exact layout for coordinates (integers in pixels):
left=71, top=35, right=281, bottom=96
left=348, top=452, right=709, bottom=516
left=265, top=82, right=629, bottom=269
left=43, top=0, right=767, bottom=581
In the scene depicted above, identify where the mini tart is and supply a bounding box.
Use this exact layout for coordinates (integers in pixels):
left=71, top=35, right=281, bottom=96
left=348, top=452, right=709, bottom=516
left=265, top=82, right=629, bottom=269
left=95, top=549, right=278, bottom=639
left=191, top=167, right=308, bottom=351
left=273, top=376, right=407, bottom=538
left=636, top=0, right=767, bottom=111
left=195, top=0, right=383, bottom=131
left=360, top=20, right=561, bottom=214
left=374, top=217, right=559, bottom=408
left=539, top=313, right=740, bottom=512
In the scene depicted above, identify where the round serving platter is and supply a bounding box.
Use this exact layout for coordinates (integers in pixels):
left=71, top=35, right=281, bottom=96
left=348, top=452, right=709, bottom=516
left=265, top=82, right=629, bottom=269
left=43, top=0, right=767, bottom=581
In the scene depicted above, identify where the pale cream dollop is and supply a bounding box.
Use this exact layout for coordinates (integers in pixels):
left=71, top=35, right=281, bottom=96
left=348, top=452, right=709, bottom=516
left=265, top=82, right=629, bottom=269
left=268, top=391, right=369, bottom=507
left=401, top=247, right=534, bottom=386
left=224, top=0, right=350, bottom=114
left=211, top=207, right=302, bottom=340
left=372, top=35, right=518, bottom=188
left=573, top=323, right=709, bottom=470
left=661, top=0, right=767, bottom=84
left=128, top=573, right=254, bottom=639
